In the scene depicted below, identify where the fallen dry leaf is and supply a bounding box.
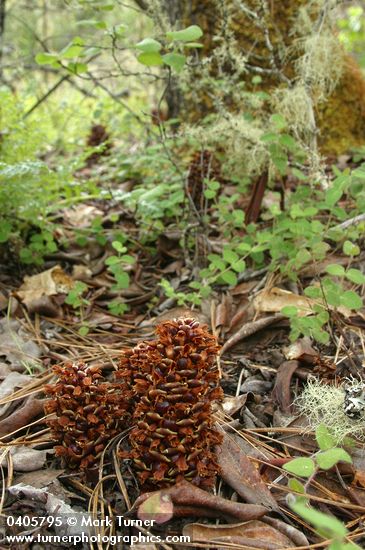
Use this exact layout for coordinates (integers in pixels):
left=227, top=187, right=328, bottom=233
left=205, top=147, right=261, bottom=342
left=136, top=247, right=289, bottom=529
left=183, top=519, right=295, bottom=549
left=133, top=480, right=267, bottom=524
left=63, top=204, right=103, bottom=227
left=227, top=299, right=250, bottom=331
left=220, top=394, right=247, bottom=416
left=300, top=255, right=350, bottom=278
left=271, top=360, right=300, bottom=413
left=0, top=319, right=42, bottom=370
left=283, top=337, right=317, bottom=363
left=72, top=264, right=92, bottom=280
left=14, top=265, right=74, bottom=316
left=217, top=431, right=279, bottom=512
left=0, top=396, right=45, bottom=439
left=15, top=469, right=65, bottom=489
left=0, top=372, right=32, bottom=416
left=254, top=286, right=352, bottom=318
left=216, top=293, right=232, bottom=328
left=353, top=469, right=365, bottom=489
left=221, top=314, right=285, bottom=354
left=8, top=483, right=87, bottom=537
left=0, top=363, right=12, bottom=378
left=1, top=445, right=47, bottom=472
left=263, top=515, right=309, bottom=546
left=254, top=287, right=313, bottom=316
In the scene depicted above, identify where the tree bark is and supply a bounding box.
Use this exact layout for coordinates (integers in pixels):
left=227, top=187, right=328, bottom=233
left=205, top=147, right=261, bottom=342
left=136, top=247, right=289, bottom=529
left=143, top=0, right=365, bottom=155
left=0, top=0, right=6, bottom=76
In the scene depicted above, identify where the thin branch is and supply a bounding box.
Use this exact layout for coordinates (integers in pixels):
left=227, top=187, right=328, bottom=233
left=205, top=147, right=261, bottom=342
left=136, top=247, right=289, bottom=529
left=23, top=74, right=71, bottom=119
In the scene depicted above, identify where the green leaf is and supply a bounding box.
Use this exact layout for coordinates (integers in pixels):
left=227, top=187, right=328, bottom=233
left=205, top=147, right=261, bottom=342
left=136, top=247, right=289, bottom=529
left=279, top=134, right=297, bottom=150
left=343, top=240, right=360, bottom=256
left=114, top=271, right=130, bottom=289
left=283, top=457, right=316, bottom=478
left=325, top=186, right=343, bottom=207
left=289, top=498, right=347, bottom=538
left=272, top=155, right=288, bottom=175
left=304, top=286, right=322, bottom=299
left=292, top=168, right=308, bottom=181
left=231, top=259, right=246, bottom=273
left=208, top=254, right=226, bottom=271
left=76, top=19, right=107, bottom=29
left=112, top=241, right=127, bottom=253
left=207, top=180, right=220, bottom=190
left=166, top=25, right=203, bottom=42
left=98, top=2, right=114, bottom=10
left=270, top=113, right=287, bottom=129
left=105, top=255, right=120, bottom=266
left=316, top=448, right=352, bottom=470
left=60, top=37, right=85, bottom=59
left=120, top=254, right=135, bottom=264
left=0, top=221, right=12, bottom=243
left=204, top=189, right=216, bottom=199
left=295, top=249, right=312, bottom=264
left=162, top=53, right=186, bottom=72
left=136, top=38, right=162, bottom=53
left=78, top=325, right=89, bottom=336
left=237, top=242, right=252, bottom=253
left=113, top=23, right=126, bottom=37
left=288, top=478, right=306, bottom=494
left=325, top=264, right=345, bottom=276
left=220, top=270, right=238, bottom=286
left=352, top=165, right=365, bottom=180
left=340, top=290, right=363, bottom=310
left=35, top=52, right=58, bottom=65
left=223, top=248, right=239, bottom=264
left=315, top=425, right=336, bottom=451
left=281, top=306, right=298, bottom=317
left=137, top=52, right=164, bottom=66
left=67, top=62, right=88, bottom=74
left=260, top=132, right=277, bottom=143
left=345, top=269, right=365, bottom=285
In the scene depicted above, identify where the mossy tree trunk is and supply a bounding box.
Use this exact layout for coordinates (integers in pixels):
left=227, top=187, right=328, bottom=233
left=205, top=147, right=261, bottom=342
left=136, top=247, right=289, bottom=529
left=154, top=0, right=365, bottom=155
left=0, top=0, right=6, bottom=77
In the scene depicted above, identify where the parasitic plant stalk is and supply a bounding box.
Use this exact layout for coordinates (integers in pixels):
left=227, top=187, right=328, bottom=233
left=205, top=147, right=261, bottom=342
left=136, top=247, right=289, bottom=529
left=44, top=362, right=131, bottom=471
left=118, top=318, right=223, bottom=489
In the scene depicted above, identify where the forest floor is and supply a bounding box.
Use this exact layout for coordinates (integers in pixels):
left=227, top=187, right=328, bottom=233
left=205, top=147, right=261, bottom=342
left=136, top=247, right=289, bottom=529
left=0, top=150, right=365, bottom=550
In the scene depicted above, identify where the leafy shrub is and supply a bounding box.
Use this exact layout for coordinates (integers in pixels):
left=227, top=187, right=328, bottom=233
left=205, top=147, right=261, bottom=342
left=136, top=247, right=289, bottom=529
left=284, top=424, right=361, bottom=550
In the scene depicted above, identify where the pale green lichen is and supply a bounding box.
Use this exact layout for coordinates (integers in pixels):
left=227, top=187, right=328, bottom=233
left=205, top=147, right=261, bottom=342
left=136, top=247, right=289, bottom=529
left=295, top=378, right=365, bottom=443
left=183, top=112, right=269, bottom=178
left=272, top=85, right=315, bottom=135
left=295, top=31, right=345, bottom=100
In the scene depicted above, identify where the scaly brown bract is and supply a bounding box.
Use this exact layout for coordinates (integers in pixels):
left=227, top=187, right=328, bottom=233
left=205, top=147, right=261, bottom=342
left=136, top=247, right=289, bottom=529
left=44, top=362, right=131, bottom=471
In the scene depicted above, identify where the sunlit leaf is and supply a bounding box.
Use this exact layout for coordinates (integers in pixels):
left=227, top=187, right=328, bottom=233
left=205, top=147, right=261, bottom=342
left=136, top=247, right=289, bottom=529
left=166, top=25, right=203, bottom=42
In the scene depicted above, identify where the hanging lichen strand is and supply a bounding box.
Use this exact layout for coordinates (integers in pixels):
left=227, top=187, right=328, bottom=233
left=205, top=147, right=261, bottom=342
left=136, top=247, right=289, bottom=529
left=44, top=362, right=131, bottom=470
left=119, top=318, right=223, bottom=489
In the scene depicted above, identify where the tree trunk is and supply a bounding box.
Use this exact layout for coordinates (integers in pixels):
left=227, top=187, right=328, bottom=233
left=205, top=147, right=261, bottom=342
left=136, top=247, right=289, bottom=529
left=153, top=0, right=365, bottom=155
left=0, top=0, right=6, bottom=76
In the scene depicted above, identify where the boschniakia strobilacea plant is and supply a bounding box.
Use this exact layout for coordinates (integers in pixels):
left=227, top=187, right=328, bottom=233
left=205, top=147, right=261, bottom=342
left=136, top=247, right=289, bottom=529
left=44, top=362, right=131, bottom=471
left=118, top=318, right=223, bottom=489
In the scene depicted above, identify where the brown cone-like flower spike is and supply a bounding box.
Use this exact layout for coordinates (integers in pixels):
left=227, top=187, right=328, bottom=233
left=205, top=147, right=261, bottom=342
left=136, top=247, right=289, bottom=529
left=119, top=318, right=223, bottom=489
left=186, top=150, right=224, bottom=210
left=44, top=362, right=131, bottom=471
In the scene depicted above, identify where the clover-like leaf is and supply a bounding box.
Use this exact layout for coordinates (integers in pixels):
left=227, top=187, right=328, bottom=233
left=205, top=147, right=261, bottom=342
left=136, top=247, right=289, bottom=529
left=283, top=457, right=315, bottom=478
